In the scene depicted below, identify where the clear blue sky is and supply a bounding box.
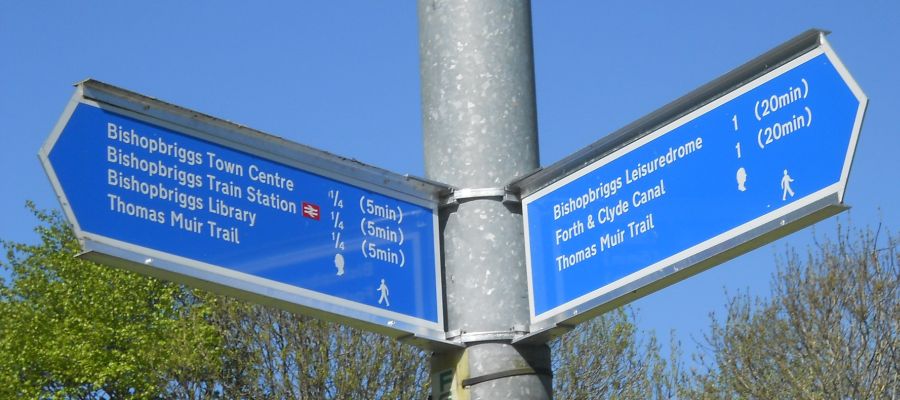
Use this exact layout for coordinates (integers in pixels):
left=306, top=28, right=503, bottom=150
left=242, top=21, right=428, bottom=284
left=2, top=2, right=898, bottom=362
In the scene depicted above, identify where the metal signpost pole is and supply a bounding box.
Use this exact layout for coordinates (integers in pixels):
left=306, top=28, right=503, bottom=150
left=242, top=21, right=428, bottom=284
left=418, top=1, right=551, bottom=398
left=37, top=4, right=866, bottom=398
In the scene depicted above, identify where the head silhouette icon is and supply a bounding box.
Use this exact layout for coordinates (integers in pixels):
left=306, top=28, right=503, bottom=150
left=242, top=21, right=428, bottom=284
left=736, top=167, right=747, bottom=192
left=334, top=253, right=345, bottom=276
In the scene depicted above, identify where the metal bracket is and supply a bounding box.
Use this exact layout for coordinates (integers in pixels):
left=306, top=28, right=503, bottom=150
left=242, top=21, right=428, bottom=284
left=440, top=187, right=521, bottom=208
left=445, top=325, right=529, bottom=343
left=461, top=366, right=553, bottom=388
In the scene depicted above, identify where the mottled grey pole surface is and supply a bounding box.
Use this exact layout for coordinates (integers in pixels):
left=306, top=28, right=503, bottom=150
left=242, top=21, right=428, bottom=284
left=418, top=0, right=551, bottom=398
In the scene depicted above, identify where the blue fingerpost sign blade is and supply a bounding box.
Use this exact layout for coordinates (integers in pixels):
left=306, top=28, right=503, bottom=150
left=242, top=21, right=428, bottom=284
left=39, top=80, right=454, bottom=347
left=516, top=31, right=867, bottom=338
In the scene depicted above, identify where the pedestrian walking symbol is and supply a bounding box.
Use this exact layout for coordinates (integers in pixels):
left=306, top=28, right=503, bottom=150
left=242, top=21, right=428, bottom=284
left=377, top=279, right=390, bottom=307
left=781, top=169, right=795, bottom=200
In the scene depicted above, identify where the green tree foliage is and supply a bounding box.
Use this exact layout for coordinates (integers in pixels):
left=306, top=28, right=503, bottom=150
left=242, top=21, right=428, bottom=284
left=24, top=204, right=897, bottom=399
left=683, top=225, right=900, bottom=399
left=0, top=204, right=222, bottom=399
left=552, top=308, right=678, bottom=399
left=198, top=297, right=429, bottom=399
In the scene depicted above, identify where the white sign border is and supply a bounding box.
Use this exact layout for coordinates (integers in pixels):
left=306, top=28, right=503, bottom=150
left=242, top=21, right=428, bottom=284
left=39, top=83, right=454, bottom=348
left=522, top=37, right=867, bottom=332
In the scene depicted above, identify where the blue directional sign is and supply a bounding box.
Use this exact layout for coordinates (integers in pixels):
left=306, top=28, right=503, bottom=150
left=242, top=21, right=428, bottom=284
left=520, top=35, right=866, bottom=333
left=40, top=81, right=449, bottom=345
